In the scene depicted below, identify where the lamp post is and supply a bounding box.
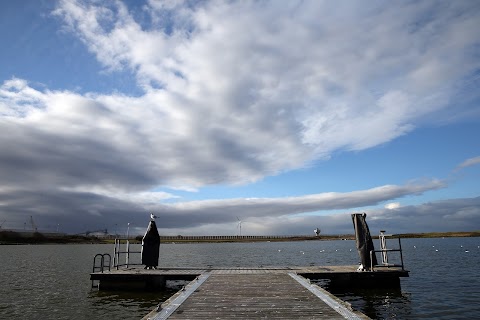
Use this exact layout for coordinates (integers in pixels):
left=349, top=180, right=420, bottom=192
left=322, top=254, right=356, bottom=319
left=126, top=222, right=131, bottom=267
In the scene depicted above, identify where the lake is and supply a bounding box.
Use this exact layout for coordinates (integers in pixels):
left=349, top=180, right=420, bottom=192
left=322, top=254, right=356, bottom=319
left=0, top=237, right=479, bottom=319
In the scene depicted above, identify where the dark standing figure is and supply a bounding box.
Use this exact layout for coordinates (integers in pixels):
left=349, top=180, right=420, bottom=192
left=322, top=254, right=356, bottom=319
left=352, top=213, right=377, bottom=271
left=142, top=214, right=160, bottom=269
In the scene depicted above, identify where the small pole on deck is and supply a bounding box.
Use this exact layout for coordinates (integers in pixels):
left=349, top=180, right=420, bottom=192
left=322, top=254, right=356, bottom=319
left=126, top=222, right=130, bottom=268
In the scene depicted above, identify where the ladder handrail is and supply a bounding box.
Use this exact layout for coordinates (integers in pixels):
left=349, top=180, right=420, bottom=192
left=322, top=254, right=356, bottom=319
left=112, top=238, right=142, bottom=269
left=92, top=253, right=111, bottom=288
left=370, top=233, right=405, bottom=271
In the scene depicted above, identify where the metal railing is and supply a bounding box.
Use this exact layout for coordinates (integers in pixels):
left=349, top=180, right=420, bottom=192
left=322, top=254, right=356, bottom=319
left=370, top=231, right=405, bottom=271
left=112, top=238, right=142, bottom=270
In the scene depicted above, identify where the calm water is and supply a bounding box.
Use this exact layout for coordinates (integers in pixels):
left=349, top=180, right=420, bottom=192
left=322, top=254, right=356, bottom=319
left=0, top=237, right=479, bottom=319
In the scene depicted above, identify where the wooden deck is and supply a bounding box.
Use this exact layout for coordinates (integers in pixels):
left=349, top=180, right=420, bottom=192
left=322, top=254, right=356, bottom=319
left=90, top=266, right=408, bottom=320
left=91, top=266, right=408, bottom=319
left=91, top=265, right=408, bottom=290
left=143, top=272, right=370, bottom=319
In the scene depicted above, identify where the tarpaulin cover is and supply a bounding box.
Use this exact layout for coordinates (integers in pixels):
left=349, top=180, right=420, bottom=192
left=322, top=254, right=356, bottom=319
left=141, top=220, right=160, bottom=267
left=351, top=213, right=377, bottom=270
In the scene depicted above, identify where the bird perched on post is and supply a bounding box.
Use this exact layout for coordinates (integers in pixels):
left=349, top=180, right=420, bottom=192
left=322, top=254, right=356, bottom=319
left=150, top=213, right=158, bottom=221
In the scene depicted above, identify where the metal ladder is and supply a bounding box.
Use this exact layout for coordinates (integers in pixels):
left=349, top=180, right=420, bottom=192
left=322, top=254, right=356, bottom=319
left=91, top=253, right=111, bottom=289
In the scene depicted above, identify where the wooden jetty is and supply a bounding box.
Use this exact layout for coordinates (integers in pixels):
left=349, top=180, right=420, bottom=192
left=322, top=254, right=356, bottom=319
left=91, top=266, right=407, bottom=319
left=142, top=271, right=370, bottom=320
left=90, top=218, right=408, bottom=318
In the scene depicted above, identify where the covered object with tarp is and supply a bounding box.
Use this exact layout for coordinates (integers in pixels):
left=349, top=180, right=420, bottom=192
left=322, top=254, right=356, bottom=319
left=141, top=220, right=160, bottom=269
left=352, top=213, right=377, bottom=271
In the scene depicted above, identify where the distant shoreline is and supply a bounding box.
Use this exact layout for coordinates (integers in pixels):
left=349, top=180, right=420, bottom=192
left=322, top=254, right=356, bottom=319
left=1, top=230, right=479, bottom=245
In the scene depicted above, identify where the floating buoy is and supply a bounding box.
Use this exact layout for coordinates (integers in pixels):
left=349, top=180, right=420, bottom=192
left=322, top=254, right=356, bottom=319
left=435, top=249, right=439, bottom=252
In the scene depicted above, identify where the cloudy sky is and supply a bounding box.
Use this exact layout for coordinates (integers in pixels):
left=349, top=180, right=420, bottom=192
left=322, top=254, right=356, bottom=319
left=1, top=0, right=479, bottom=236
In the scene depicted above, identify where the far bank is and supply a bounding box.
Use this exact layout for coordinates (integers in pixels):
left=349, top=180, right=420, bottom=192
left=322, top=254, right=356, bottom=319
left=1, top=230, right=479, bottom=245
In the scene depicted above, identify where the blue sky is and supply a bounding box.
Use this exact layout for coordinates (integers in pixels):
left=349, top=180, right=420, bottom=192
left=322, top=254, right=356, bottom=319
left=0, top=0, right=479, bottom=236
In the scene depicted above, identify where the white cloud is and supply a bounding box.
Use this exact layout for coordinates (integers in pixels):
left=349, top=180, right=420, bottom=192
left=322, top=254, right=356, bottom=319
left=455, top=156, right=480, bottom=171
left=367, top=197, right=480, bottom=234
left=0, top=78, right=47, bottom=117
left=166, top=185, right=199, bottom=193
left=0, top=178, right=446, bottom=234
left=61, top=186, right=179, bottom=204
left=154, top=180, right=446, bottom=228
left=385, top=202, right=401, bottom=210
left=157, top=196, right=480, bottom=236
left=49, top=0, right=480, bottom=164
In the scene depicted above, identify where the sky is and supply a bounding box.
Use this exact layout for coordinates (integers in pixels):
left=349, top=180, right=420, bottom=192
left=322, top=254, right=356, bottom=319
left=0, top=0, right=479, bottom=237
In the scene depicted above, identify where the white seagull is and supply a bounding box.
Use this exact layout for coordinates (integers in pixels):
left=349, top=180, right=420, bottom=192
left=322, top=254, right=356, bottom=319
left=150, top=213, right=158, bottom=221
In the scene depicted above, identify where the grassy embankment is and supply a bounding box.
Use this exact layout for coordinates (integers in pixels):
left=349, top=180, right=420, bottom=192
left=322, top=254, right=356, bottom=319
left=1, top=230, right=479, bottom=245
left=397, top=231, right=480, bottom=238
left=0, top=231, right=107, bottom=244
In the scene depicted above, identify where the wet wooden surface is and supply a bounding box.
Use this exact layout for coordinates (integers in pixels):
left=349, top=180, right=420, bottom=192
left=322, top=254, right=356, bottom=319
left=93, top=265, right=407, bottom=277
left=154, top=273, right=367, bottom=319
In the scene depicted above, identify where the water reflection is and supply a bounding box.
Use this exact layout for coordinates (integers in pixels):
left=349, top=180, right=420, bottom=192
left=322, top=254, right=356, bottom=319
left=89, top=290, right=167, bottom=310
left=88, top=280, right=187, bottom=318
left=315, top=280, right=413, bottom=320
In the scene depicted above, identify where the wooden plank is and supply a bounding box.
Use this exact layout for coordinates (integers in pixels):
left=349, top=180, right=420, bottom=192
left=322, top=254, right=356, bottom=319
left=145, top=273, right=211, bottom=320
left=289, top=273, right=366, bottom=319
left=154, top=273, right=368, bottom=319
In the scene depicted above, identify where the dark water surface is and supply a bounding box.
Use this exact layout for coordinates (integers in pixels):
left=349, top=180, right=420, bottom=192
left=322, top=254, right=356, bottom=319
left=0, top=237, right=479, bottom=319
